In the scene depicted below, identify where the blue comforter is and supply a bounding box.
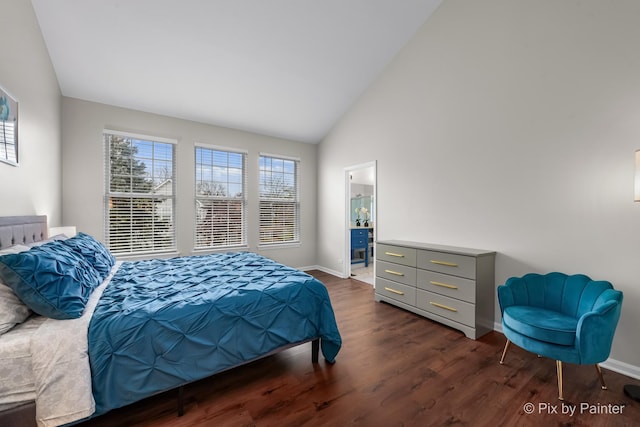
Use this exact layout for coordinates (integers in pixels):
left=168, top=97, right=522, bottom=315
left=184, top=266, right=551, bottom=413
left=88, top=252, right=341, bottom=415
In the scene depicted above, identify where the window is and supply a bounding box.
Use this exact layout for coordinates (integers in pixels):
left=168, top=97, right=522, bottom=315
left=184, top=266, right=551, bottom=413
left=259, top=154, right=300, bottom=245
left=194, top=145, right=247, bottom=249
left=104, top=131, right=176, bottom=255
left=0, top=87, right=18, bottom=166
left=0, top=118, right=16, bottom=165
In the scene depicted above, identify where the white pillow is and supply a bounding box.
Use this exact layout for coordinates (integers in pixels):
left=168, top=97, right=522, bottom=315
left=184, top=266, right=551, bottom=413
left=26, top=233, right=69, bottom=247
left=0, top=245, right=30, bottom=254
left=0, top=245, right=33, bottom=335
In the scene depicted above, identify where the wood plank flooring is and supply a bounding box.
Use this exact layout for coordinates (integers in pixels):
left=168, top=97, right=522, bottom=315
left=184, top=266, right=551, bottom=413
left=77, top=271, right=640, bottom=426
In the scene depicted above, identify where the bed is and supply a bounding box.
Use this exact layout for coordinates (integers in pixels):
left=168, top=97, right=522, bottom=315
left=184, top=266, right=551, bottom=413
left=0, top=215, right=342, bottom=427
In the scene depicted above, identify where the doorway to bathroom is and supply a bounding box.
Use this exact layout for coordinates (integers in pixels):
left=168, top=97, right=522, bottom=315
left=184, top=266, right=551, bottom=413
left=344, top=161, right=376, bottom=285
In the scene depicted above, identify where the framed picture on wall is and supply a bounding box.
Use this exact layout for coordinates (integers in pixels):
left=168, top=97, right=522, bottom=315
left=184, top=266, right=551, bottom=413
left=0, top=85, right=18, bottom=166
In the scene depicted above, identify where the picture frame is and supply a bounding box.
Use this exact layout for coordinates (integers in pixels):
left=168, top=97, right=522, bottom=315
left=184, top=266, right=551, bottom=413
left=0, top=85, right=19, bottom=166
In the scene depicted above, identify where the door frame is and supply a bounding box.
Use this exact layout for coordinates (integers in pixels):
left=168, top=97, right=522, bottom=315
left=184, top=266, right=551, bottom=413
left=344, top=160, right=377, bottom=280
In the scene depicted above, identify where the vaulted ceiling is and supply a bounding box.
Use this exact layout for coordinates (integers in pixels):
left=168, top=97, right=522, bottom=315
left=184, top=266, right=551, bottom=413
left=31, top=0, right=441, bottom=143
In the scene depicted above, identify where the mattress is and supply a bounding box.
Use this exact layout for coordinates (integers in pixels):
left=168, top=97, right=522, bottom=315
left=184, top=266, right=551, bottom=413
left=0, top=316, right=46, bottom=411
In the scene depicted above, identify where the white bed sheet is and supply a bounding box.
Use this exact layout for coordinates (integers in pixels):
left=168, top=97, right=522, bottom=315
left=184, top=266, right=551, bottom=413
left=0, top=262, right=120, bottom=427
left=0, top=315, right=47, bottom=411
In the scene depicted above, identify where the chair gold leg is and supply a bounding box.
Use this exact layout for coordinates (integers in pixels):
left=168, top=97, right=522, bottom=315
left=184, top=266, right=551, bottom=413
left=595, top=364, right=607, bottom=390
left=556, top=360, right=564, bottom=400
left=499, top=340, right=510, bottom=364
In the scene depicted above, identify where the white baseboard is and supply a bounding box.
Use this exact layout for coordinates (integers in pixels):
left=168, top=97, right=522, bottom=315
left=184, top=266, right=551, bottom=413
left=493, top=321, right=503, bottom=334
left=493, top=322, right=640, bottom=380
left=601, top=358, right=640, bottom=380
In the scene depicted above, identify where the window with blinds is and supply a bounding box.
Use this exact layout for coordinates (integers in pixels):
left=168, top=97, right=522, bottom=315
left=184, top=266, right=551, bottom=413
left=194, top=146, right=247, bottom=249
left=0, top=90, right=18, bottom=166
left=259, top=154, right=300, bottom=245
left=0, top=120, right=17, bottom=165
left=104, top=131, right=176, bottom=255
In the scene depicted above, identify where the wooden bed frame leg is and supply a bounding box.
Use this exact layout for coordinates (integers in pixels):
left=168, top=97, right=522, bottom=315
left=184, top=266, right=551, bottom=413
left=177, top=386, right=184, bottom=417
left=312, top=338, right=319, bottom=363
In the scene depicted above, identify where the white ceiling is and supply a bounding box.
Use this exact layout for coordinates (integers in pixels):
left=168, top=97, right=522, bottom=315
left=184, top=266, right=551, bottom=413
left=31, top=0, right=441, bottom=144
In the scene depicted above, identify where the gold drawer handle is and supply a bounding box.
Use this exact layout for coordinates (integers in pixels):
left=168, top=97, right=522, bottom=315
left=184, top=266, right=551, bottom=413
left=385, top=251, right=405, bottom=258
left=430, top=280, right=458, bottom=290
left=385, top=269, right=404, bottom=277
left=430, top=260, right=458, bottom=267
left=384, top=287, right=405, bottom=296
left=430, top=301, right=458, bottom=312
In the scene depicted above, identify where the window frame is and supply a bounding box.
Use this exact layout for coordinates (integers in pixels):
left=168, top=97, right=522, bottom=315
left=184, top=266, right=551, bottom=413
left=104, top=129, right=177, bottom=257
left=258, top=153, right=301, bottom=248
left=0, top=85, right=19, bottom=166
left=193, top=143, right=248, bottom=251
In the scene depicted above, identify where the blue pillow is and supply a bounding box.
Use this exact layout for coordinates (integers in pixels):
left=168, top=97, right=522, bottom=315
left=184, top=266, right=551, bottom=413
left=62, top=233, right=115, bottom=279
left=0, top=241, right=102, bottom=319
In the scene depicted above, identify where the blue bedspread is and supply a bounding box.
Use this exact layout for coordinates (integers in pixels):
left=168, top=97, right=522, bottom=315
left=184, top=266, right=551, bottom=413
left=87, top=252, right=341, bottom=415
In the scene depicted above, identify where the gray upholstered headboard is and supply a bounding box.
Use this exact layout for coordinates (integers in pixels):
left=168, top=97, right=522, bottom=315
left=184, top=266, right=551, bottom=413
left=0, top=216, right=48, bottom=250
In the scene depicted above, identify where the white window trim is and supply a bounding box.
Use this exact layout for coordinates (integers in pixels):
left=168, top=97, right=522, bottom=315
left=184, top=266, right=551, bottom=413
left=194, top=144, right=248, bottom=250
left=258, top=153, right=301, bottom=247
left=195, top=142, right=248, bottom=154
left=259, top=152, right=300, bottom=162
left=104, top=129, right=178, bottom=145
left=104, top=130, right=177, bottom=256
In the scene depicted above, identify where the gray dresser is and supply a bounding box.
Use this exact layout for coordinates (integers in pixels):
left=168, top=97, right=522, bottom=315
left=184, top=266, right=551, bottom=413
left=375, top=240, right=496, bottom=339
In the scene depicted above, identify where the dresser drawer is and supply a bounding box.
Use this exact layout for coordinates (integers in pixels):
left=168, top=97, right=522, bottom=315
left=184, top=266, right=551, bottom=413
left=416, top=289, right=475, bottom=327
left=417, top=249, right=475, bottom=279
left=351, top=229, right=369, bottom=249
left=377, top=244, right=416, bottom=267
left=352, top=236, right=368, bottom=247
left=417, top=270, right=476, bottom=303
left=376, top=277, right=416, bottom=306
left=352, top=228, right=368, bottom=238
left=377, top=260, right=417, bottom=286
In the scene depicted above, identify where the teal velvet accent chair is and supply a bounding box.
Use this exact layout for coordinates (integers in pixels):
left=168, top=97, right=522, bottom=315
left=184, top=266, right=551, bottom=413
left=497, top=272, right=623, bottom=400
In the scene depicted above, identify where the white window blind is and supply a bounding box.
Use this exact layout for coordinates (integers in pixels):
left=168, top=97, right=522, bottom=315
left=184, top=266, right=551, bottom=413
left=259, top=154, right=300, bottom=245
left=0, top=95, right=17, bottom=165
left=194, top=145, right=247, bottom=249
left=0, top=120, right=16, bottom=165
left=104, top=131, right=176, bottom=255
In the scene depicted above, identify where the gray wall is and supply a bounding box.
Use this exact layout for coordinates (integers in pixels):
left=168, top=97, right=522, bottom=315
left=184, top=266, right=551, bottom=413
left=318, top=0, right=640, bottom=373
left=0, top=0, right=62, bottom=225
left=62, top=97, right=318, bottom=268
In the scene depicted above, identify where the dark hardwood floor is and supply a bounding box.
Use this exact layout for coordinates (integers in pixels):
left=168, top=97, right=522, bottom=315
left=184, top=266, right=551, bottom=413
left=78, top=271, right=640, bottom=427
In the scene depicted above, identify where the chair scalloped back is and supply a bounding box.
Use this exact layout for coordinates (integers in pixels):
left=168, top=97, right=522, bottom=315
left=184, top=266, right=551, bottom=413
left=504, top=272, right=614, bottom=319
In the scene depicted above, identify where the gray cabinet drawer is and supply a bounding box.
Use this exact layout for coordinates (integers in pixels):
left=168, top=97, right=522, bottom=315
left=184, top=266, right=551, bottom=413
left=376, top=277, right=416, bottom=306
left=417, top=249, right=475, bottom=279
left=416, top=289, right=475, bottom=327
left=417, top=270, right=476, bottom=303
left=377, top=244, right=416, bottom=267
left=377, top=260, right=416, bottom=286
